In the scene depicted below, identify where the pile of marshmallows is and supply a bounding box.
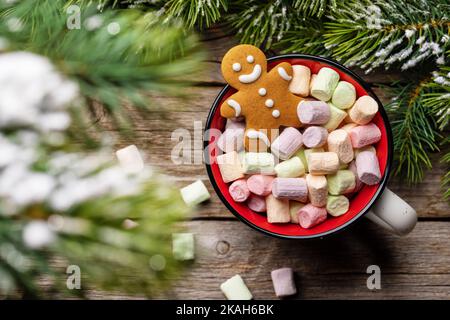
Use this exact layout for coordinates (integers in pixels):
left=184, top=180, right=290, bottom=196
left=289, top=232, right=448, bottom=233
left=216, top=66, right=382, bottom=229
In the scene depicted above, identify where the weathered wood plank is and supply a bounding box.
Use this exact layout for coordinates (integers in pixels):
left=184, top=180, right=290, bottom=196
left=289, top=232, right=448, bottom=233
left=155, top=220, right=450, bottom=299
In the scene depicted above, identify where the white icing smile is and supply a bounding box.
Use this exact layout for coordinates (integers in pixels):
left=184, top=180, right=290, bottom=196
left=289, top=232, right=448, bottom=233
left=246, top=130, right=270, bottom=146
left=278, top=67, right=292, bottom=81
left=238, top=64, right=262, bottom=84
left=227, top=99, right=241, bottom=117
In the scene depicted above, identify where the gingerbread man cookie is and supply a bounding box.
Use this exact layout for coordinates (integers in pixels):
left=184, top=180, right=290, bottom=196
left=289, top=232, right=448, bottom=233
left=220, top=44, right=304, bottom=151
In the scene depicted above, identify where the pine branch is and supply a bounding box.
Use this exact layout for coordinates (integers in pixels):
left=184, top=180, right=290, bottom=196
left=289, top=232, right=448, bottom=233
left=423, top=65, right=450, bottom=130
left=165, top=0, right=228, bottom=29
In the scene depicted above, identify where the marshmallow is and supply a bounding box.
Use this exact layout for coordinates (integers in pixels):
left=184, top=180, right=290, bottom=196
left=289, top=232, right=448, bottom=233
left=297, top=100, right=330, bottom=125
left=217, top=151, right=245, bottom=183
left=271, top=127, right=303, bottom=160
left=303, top=126, right=328, bottom=148
left=218, top=121, right=245, bottom=153
left=302, top=148, right=324, bottom=173
left=266, top=194, right=291, bottom=223
left=295, top=149, right=308, bottom=172
left=324, top=103, right=347, bottom=131
left=289, top=65, right=311, bottom=97
left=220, top=275, right=253, bottom=300
left=339, top=123, right=357, bottom=134
left=116, top=145, right=144, bottom=173
left=229, top=179, right=250, bottom=202
left=306, top=174, right=327, bottom=207
left=247, top=174, right=274, bottom=196
left=327, top=170, right=356, bottom=195
left=350, top=123, right=381, bottom=148
left=180, top=180, right=211, bottom=206
left=356, top=151, right=381, bottom=185
left=172, top=233, right=195, bottom=261
left=271, top=267, right=297, bottom=298
left=308, top=152, right=339, bottom=175
left=309, top=74, right=317, bottom=95
left=247, top=194, right=267, bottom=212
left=275, top=157, right=305, bottom=178
left=348, top=95, right=378, bottom=125
left=272, top=178, right=308, bottom=202
left=348, top=160, right=363, bottom=192
left=354, top=145, right=376, bottom=157
left=298, top=204, right=327, bottom=229
left=327, top=129, right=354, bottom=164
left=289, top=201, right=304, bottom=223
left=242, top=152, right=275, bottom=175
left=311, top=67, right=340, bottom=101
left=331, top=81, right=356, bottom=109
left=326, top=195, right=350, bottom=217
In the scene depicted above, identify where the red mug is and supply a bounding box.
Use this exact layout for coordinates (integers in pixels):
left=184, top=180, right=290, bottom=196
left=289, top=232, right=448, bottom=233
left=204, top=54, right=417, bottom=239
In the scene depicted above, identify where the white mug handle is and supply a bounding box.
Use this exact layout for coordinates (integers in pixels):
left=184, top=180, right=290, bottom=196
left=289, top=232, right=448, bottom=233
left=365, top=188, right=417, bottom=236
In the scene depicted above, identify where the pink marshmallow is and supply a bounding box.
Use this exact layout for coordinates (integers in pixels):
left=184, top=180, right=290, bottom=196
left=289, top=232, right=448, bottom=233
left=356, top=151, right=381, bottom=185
left=247, top=194, right=267, bottom=212
left=272, top=178, right=308, bottom=202
left=297, top=204, right=327, bottom=229
left=348, top=160, right=363, bottom=192
left=270, top=127, right=303, bottom=160
left=302, top=126, right=328, bottom=148
left=349, top=123, right=381, bottom=148
left=247, top=175, right=274, bottom=196
left=271, top=267, right=297, bottom=298
left=297, top=100, right=330, bottom=125
left=217, top=121, right=245, bottom=153
left=229, top=179, right=250, bottom=202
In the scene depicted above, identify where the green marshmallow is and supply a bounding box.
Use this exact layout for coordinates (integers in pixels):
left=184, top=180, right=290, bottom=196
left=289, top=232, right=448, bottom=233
left=331, top=81, right=356, bottom=109
left=311, top=67, right=340, bottom=101
left=289, top=201, right=304, bottom=223
left=326, top=195, right=350, bottom=216
left=242, top=152, right=275, bottom=175
left=295, top=149, right=308, bottom=172
left=327, top=170, right=356, bottom=195
left=172, top=233, right=195, bottom=261
left=324, top=103, right=347, bottom=131
left=275, top=156, right=305, bottom=178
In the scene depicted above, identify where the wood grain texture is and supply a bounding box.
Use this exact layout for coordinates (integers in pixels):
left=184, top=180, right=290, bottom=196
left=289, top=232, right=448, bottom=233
left=156, top=220, right=450, bottom=300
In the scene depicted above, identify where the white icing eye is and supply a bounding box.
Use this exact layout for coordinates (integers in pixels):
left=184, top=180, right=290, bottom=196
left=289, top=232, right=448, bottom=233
left=232, top=62, right=241, bottom=72
left=272, top=109, right=280, bottom=118
left=247, top=55, right=254, bottom=63
left=258, top=88, right=266, bottom=96
left=265, top=99, right=274, bottom=108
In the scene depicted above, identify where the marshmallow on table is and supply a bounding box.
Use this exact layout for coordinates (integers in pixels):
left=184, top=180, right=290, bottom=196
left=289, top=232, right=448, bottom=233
left=308, top=152, right=339, bottom=175
left=327, top=170, right=356, bottom=195
left=116, top=145, right=144, bottom=173
left=289, top=65, right=311, bottom=97
left=331, top=81, right=356, bottom=109
left=217, top=121, right=245, bottom=153
left=298, top=204, right=327, bottom=229
left=348, top=160, right=363, bottom=192
left=289, top=201, right=304, bottom=223
left=275, top=157, right=305, bottom=178
left=217, top=151, right=244, bottom=183
left=354, top=145, right=376, bottom=157
left=297, top=100, right=330, bottom=125
left=324, top=103, right=347, bottom=131
left=271, top=267, right=297, bottom=298
left=339, top=123, right=357, bottom=134
left=327, top=129, right=354, bottom=164
left=229, top=179, right=250, bottom=202
left=350, top=123, right=381, bottom=148
left=356, top=151, right=381, bottom=185
left=326, top=195, right=350, bottom=217
left=271, top=127, right=303, bottom=160
left=311, top=67, right=340, bottom=101
left=220, top=275, right=253, bottom=300
left=303, top=126, right=328, bottom=148
left=242, top=152, right=275, bottom=175
left=348, top=95, right=379, bottom=125
left=172, top=233, right=195, bottom=261
left=180, top=180, right=211, bottom=206
left=266, top=194, right=291, bottom=223
left=272, top=178, right=308, bottom=202
left=247, top=194, right=267, bottom=212
left=247, top=174, right=274, bottom=196
left=306, top=174, right=328, bottom=207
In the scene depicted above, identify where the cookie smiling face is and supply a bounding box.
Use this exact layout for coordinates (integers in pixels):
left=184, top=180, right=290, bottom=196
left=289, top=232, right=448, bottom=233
left=221, top=45, right=267, bottom=89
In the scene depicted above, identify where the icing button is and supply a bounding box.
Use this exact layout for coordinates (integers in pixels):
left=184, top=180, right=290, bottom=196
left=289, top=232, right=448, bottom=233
left=272, top=109, right=280, bottom=118
left=258, top=88, right=267, bottom=96
left=265, top=99, right=274, bottom=108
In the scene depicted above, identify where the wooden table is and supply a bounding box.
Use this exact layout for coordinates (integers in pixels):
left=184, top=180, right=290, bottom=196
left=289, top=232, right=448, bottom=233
left=105, top=28, right=450, bottom=299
